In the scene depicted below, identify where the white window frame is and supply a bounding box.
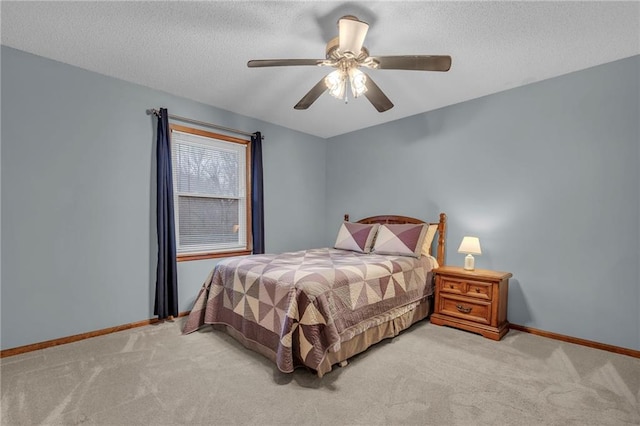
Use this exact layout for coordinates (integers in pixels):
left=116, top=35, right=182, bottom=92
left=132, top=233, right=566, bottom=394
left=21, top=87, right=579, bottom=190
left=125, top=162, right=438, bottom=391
left=170, top=124, right=252, bottom=261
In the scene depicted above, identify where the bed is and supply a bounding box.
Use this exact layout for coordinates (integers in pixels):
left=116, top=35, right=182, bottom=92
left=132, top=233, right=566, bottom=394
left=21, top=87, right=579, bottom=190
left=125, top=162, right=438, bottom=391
left=183, top=213, right=447, bottom=377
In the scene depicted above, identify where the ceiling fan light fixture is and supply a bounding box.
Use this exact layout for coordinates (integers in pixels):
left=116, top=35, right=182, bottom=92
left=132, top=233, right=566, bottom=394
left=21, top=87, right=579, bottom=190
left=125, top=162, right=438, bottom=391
left=325, top=66, right=367, bottom=101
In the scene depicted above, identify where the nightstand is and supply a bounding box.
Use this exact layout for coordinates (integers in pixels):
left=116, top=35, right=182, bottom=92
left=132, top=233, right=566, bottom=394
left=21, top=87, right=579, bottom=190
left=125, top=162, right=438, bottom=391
left=430, top=266, right=512, bottom=341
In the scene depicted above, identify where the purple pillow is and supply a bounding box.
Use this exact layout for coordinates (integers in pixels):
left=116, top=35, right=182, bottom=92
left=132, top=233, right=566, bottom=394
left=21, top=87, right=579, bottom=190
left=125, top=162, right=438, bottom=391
left=373, top=223, right=428, bottom=258
left=334, top=222, right=379, bottom=253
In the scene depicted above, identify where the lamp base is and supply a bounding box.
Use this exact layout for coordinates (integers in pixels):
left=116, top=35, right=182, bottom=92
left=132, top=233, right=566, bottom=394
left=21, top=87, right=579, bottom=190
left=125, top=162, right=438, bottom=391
left=463, top=254, right=475, bottom=271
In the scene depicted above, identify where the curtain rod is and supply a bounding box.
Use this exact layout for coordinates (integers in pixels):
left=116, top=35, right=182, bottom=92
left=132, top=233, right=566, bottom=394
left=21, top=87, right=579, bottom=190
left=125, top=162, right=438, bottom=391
left=147, top=108, right=262, bottom=139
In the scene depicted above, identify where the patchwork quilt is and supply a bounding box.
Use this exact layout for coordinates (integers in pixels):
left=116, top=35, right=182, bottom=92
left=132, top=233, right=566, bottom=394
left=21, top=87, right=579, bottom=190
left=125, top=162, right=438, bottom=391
left=183, top=248, right=435, bottom=373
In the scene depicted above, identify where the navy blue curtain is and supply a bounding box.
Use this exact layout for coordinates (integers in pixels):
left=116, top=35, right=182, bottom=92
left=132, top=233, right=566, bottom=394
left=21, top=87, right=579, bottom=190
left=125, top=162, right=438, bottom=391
left=154, top=108, right=178, bottom=319
left=251, top=132, right=265, bottom=254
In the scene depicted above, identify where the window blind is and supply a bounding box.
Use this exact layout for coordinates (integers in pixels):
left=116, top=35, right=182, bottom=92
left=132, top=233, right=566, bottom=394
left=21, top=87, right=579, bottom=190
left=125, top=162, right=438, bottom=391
left=171, top=129, right=248, bottom=254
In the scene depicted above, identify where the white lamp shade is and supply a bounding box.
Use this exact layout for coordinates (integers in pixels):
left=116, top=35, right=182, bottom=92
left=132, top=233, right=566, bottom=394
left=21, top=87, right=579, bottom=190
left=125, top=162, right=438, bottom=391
left=458, top=236, right=482, bottom=255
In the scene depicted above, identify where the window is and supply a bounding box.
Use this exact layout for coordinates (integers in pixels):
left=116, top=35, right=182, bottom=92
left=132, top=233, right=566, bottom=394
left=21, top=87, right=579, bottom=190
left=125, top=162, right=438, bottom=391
left=170, top=125, right=252, bottom=261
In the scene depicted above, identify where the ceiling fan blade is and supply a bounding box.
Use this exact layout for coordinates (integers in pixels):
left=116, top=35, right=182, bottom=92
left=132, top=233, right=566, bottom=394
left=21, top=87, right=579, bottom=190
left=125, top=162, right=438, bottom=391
left=369, top=55, right=452, bottom=72
left=338, top=16, right=369, bottom=55
left=294, top=78, right=328, bottom=110
left=247, top=59, right=326, bottom=68
left=363, top=73, right=394, bottom=112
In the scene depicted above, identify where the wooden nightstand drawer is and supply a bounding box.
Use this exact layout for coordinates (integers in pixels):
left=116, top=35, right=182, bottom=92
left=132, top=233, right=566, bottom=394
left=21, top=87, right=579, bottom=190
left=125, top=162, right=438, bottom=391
left=439, top=277, right=465, bottom=295
left=439, top=295, right=490, bottom=324
left=439, top=277, right=492, bottom=300
left=466, top=282, right=492, bottom=300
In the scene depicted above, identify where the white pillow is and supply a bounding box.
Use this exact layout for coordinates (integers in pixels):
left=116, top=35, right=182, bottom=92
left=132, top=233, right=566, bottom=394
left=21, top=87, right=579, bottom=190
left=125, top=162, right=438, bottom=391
left=420, top=224, right=439, bottom=257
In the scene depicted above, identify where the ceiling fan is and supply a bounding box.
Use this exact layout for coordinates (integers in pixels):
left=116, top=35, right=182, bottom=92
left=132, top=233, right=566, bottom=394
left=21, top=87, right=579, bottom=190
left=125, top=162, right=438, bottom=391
left=247, top=15, right=452, bottom=112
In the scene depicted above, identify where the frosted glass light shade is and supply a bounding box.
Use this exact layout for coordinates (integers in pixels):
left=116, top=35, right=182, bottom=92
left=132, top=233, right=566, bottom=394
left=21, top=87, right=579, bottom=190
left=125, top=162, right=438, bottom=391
left=348, top=68, right=367, bottom=97
left=325, top=70, right=346, bottom=99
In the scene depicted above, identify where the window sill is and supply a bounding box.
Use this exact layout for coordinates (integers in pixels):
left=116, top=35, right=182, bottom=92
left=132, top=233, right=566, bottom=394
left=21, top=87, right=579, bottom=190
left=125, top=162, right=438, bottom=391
left=177, top=249, right=252, bottom=262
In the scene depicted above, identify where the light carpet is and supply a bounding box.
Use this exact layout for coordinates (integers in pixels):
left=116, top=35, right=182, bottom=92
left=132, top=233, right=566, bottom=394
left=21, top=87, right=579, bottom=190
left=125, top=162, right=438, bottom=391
left=2, top=318, right=639, bottom=425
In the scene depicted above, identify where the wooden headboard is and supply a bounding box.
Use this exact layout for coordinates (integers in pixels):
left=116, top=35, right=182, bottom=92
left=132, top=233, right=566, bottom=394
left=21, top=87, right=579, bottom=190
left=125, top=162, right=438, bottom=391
left=344, top=213, right=447, bottom=266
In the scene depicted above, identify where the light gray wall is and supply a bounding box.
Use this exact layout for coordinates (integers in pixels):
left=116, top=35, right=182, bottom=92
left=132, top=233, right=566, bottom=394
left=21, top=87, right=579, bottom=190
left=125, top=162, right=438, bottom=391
left=2, top=45, right=638, bottom=353
left=0, top=46, right=327, bottom=350
left=326, top=55, right=640, bottom=350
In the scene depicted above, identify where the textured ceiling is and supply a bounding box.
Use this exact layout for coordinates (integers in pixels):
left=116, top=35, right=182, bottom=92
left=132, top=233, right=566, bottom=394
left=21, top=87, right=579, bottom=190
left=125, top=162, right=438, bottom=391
left=2, top=1, right=639, bottom=138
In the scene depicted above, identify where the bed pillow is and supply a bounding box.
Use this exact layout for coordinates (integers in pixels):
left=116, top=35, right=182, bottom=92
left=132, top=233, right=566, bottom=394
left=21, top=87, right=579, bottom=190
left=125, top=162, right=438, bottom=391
left=334, top=222, right=379, bottom=253
left=420, top=224, right=439, bottom=257
left=373, top=223, right=428, bottom=258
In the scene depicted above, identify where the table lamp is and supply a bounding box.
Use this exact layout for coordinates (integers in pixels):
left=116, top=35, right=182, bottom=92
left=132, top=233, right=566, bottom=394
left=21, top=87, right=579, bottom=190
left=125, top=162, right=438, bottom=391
left=458, top=236, right=482, bottom=270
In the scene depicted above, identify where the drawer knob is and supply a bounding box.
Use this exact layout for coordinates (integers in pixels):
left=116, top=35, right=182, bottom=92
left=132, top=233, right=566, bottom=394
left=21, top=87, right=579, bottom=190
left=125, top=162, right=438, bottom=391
left=456, top=304, right=472, bottom=314
left=475, top=288, right=481, bottom=293
left=449, top=284, right=454, bottom=289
